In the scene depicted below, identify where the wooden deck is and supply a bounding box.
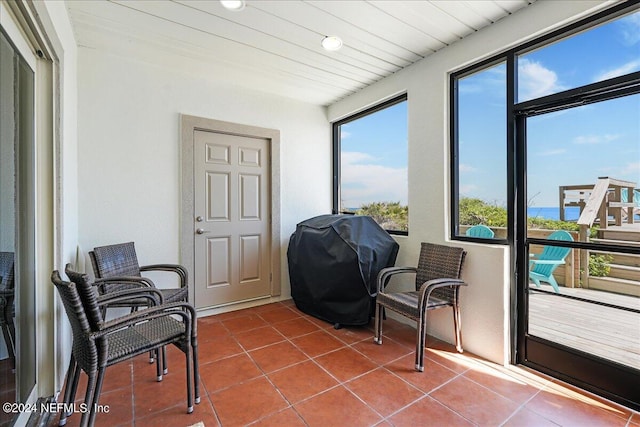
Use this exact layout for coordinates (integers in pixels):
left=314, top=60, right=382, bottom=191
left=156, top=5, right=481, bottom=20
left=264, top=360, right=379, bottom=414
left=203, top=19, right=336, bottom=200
left=529, top=284, right=640, bottom=370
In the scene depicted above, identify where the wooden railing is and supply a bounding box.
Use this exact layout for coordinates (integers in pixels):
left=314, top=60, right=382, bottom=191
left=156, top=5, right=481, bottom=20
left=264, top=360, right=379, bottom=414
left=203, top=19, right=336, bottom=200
left=567, top=177, right=637, bottom=286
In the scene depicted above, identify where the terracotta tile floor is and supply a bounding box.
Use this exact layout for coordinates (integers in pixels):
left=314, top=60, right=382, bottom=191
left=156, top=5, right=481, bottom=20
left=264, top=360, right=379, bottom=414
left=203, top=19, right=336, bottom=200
left=49, top=300, right=638, bottom=427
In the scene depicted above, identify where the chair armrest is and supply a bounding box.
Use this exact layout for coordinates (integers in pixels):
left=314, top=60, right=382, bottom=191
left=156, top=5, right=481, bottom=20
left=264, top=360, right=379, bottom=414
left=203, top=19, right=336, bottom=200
left=418, top=278, right=467, bottom=307
left=95, top=275, right=156, bottom=290
left=97, top=287, right=164, bottom=308
left=376, top=266, right=417, bottom=293
left=94, top=302, right=196, bottom=339
left=529, top=260, right=565, bottom=265
left=140, top=264, right=188, bottom=288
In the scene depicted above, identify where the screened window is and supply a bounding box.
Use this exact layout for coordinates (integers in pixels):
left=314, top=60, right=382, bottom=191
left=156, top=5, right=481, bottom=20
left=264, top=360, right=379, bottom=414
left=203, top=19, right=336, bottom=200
left=333, top=95, right=408, bottom=234
left=518, top=11, right=640, bottom=102
left=452, top=62, right=506, bottom=240
left=451, top=7, right=640, bottom=242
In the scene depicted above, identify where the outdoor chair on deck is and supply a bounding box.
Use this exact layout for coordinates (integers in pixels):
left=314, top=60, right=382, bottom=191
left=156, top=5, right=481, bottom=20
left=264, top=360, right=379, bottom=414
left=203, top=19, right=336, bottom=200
left=0, top=252, right=15, bottom=371
left=529, top=230, right=573, bottom=293
left=465, top=225, right=495, bottom=238
left=90, top=241, right=189, bottom=309
left=52, top=267, right=199, bottom=427
left=374, top=243, right=467, bottom=372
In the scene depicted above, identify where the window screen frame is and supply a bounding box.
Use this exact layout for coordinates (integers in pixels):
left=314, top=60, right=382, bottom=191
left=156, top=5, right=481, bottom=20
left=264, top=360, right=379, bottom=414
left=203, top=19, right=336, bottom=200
left=332, top=93, right=408, bottom=236
left=449, top=1, right=639, bottom=245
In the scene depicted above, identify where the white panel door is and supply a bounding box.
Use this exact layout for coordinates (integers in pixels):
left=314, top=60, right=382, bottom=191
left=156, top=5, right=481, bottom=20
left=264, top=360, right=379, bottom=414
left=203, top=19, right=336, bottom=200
left=194, top=130, right=270, bottom=308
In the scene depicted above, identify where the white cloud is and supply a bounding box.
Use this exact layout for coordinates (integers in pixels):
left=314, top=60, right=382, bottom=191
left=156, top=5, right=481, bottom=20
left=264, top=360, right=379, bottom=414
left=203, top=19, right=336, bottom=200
left=458, top=83, right=483, bottom=94
left=618, top=12, right=640, bottom=46
left=459, top=184, right=478, bottom=196
left=341, top=151, right=407, bottom=207
left=620, top=162, right=640, bottom=176
left=341, top=130, right=351, bottom=139
left=537, top=149, right=566, bottom=156
left=459, top=64, right=505, bottom=95
left=518, top=58, right=564, bottom=100
left=573, top=134, right=621, bottom=145
left=459, top=163, right=476, bottom=172
left=342, top=151, right=375, bottom=164
left=596, top=59, right=640, bottom=81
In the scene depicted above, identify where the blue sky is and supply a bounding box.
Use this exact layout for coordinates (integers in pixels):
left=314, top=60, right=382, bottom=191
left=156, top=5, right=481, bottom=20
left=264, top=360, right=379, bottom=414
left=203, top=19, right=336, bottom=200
left=460, top=11, right=639, bottom=207
left=340, top=11, right=639, bottom=210
left=339, top=101, right=408, bottom=209
left=341, top=12, right=640, bottom=212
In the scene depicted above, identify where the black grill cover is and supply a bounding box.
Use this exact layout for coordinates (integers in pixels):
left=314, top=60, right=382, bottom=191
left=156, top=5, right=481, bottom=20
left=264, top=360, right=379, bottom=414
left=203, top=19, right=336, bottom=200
left=287, top=214, right=399, bottom=326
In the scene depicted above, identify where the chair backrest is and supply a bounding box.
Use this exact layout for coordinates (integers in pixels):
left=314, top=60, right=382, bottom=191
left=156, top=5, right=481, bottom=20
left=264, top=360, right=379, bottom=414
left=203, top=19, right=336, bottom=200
left=51, top=270, right=98, bottom=374
left=465, top=225, right=495, bottom=238
left=0, top=252, right=15, bottom=291
left=415, top=243, right=466, bottom=301
left=532, top=230, right=574, bottom=276
left=91, top=242, right=142, bottom=278
left=65, top=264, right=104, bottom=329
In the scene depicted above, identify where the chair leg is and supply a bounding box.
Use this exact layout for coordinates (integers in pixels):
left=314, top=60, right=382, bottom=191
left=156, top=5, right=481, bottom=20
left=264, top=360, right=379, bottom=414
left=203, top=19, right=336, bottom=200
left=415, top=312, right=428, bottom=372
left=156, top=347, right=163, bottom=381
left=58, top=356, right=78, bottom=426
left=185, top=347, right=193, bottom=414
left=80, top=372, right=98, bottom=427
left=374, top=302, right=383, bottom=344
left=453, top=304, right=463, bottom=353
left=1, top=323, right=15, bottom=371
left=66, top=363, right=82, bottom=423
left=162, top=346, right=168, bottom=374
left=530, top=276, right=541, bottom=288
left=87, top=367, right=106, bottom=427
left=547, top=276, right=560, bottom=293
left=192, top=338, right=200, bottom=404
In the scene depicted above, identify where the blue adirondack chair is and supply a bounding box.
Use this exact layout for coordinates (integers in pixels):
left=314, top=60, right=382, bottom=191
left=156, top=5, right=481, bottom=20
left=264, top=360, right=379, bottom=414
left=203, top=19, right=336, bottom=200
left=529, top=230, right=573, bottom=293
left=466, top=224, right=495, bottom=238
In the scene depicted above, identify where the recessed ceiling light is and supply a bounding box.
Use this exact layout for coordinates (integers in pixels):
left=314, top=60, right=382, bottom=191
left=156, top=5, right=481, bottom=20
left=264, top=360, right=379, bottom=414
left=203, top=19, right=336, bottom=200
left=321, top=36, right=343, bottom=51
left=220, top=0, right=245, bottom=11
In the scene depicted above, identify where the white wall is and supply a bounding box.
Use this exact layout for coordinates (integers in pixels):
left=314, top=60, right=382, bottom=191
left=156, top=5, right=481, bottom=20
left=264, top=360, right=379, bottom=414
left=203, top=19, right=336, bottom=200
left=77, top=47, right=331, bottom=299
left=328, top=0, right=610, bottom=365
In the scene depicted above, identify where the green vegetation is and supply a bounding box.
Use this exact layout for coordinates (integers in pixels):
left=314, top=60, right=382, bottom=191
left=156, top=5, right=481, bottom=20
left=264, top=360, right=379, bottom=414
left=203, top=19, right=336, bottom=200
left=356, top=197, right=599, bottom=236
left=356, top=201, right=408, bottom=232
left=357, top=198, right=613, bottom=282
left=459, top=197, right=581, bottom=231
left=458, top=198, right=507, bottom=227
left=588, top=254, right=613, bottom=277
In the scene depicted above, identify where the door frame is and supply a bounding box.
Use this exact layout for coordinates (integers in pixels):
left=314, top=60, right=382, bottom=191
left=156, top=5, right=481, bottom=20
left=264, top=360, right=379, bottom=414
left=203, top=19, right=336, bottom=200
left=180, top=114, right=281, bottom=308
left=1, top=0, right=58, bottom=418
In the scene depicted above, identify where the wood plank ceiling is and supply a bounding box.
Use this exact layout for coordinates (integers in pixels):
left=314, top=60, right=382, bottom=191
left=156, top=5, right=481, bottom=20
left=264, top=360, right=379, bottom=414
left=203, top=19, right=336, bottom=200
left=66, top=0, right=536, bottom=106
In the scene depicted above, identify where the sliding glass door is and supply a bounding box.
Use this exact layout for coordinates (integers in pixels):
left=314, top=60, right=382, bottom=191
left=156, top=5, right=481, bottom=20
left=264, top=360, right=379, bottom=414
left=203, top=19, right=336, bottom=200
left=514, top=9, right=640, bottom=407
left=1, top=18, right=38, bottom=427
left=518, top=92, right=639, bottom=408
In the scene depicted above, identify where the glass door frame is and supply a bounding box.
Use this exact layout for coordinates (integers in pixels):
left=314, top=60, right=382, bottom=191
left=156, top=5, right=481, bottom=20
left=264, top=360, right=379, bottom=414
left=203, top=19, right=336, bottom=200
left=448, top=0, right=640, bottom=411
left=0, top=2, right=57, bottom=425
left=514, top=68, right=640, bottom=412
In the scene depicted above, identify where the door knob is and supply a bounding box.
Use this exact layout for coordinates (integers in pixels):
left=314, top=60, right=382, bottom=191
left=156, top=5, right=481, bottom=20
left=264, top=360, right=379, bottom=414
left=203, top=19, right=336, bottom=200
left=196, top=228, right=208, bottom=234
left=196, top=216, right=204, bottom=222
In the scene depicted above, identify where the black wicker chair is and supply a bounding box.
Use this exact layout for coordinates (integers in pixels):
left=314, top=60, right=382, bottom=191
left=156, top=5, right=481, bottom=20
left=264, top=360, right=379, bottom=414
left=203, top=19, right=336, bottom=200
left=89, top=241, right=189, bottom=306
left=0, top=252, right=15, bottom=371
left=374, top=242, right=467, bottom=372
left=53, top=268, right=199, bottom=427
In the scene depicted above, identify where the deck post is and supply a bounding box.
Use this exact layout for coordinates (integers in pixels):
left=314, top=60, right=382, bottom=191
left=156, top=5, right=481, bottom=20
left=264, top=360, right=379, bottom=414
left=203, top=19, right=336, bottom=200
left=579, top=224, right=590, bottom=289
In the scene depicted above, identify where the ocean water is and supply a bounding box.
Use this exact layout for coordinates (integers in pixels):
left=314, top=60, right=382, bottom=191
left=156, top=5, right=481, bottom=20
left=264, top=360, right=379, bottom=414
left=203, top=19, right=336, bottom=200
left=528, top=206, right=640, bottom=221
left=527, top=207, right=579, bottom=221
